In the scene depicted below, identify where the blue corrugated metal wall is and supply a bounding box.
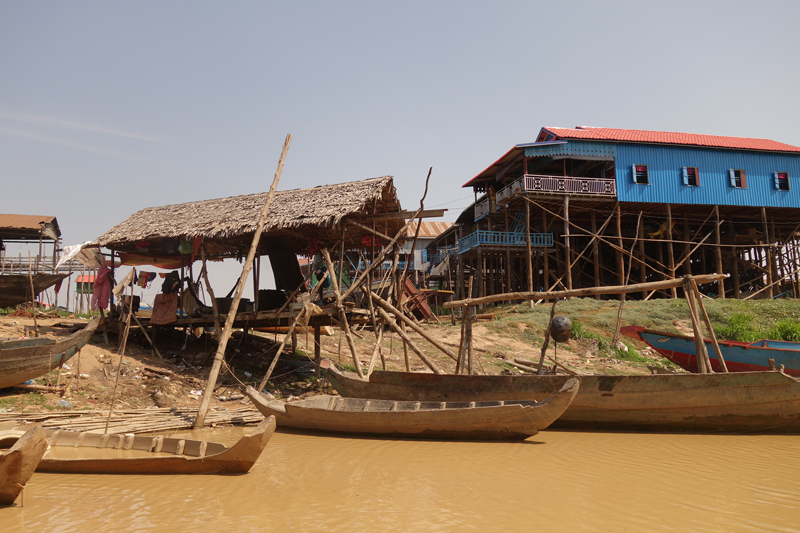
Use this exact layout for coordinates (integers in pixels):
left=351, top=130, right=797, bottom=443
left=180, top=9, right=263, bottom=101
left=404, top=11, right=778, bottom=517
left=614, top=144, right=800, bottom=208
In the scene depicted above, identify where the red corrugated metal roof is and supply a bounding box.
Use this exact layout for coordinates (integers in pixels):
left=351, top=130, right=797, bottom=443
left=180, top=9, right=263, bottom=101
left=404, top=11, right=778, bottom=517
left=541, top=127, right=800, bottom=153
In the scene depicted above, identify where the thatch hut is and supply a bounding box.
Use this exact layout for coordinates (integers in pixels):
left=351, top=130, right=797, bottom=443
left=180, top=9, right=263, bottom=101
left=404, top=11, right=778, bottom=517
left=97, top=176, right=404, bottom=258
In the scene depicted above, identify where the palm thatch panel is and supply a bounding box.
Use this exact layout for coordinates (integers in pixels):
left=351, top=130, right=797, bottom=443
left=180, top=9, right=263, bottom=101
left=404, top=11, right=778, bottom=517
left=96, top=177, right=402, bottom=251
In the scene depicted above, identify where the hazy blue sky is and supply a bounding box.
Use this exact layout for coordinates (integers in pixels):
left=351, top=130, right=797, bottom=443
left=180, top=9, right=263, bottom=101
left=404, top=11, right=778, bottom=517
left=2, top=1, right=799, bottom=304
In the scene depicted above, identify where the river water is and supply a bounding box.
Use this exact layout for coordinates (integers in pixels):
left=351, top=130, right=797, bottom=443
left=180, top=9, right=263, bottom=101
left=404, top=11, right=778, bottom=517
left=2, top=426, right=799, bottom=532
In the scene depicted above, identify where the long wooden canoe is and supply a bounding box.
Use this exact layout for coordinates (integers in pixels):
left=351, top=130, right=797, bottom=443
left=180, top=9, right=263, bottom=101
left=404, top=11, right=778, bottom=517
left=324, top=364, right=800, bottom=434
left=0, top=316, right=100, bottom=389
left=0, top=416, right=276, bottom=474
left=621, top=325, right=800, bottom=376
left=0, top=425, right=48, bottom=506
left=244, top=380, right=579, bottom=440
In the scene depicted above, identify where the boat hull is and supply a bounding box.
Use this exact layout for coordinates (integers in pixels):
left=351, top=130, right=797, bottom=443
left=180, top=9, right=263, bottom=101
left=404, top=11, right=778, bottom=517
left=0, top=417, right=276, bottom=475
left=621, top=325, right=800, bottom=377
left=325, top=366, right=800, bottom=434
left=0, top=317, right=100, bottom=389
left=0, top=273, right=69, bottom=308
left=0, top=426, right=47, bottom=506
left=245, top=381, right=578, bottom=440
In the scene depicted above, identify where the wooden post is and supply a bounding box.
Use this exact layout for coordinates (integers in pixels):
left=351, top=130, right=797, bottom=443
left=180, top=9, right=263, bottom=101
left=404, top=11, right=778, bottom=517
left=683, top=276, right=712, bottom=373
left=313, top=326, right=322, bottom=378
left=194, top=133, right=291, bottom=429
left=563, top=196, right=572, bottom=292
left=762, top=208, right=773, bottom=298
left=616, top=204, right=625, bottom=286
left=376, top=307, right=441, bottom=373
left=666, top=205, right=677, bottom=298
left=728, top=221, right=740, bottom=299
left=199, top=247, right=222, bottom=342
left=321, top=248, right=365, bottom=377
left=689, top=277, right=728, bottom=372
left=525, top=200, right=533, bottom=309
left=536, top=297, right=559, bottom=374
left=713, top=206, right=725, bottom=298
left=591, top=210, right=601, bottom=298
left=542, top=210, right=549, bottom=296
left=638, top=220, right=647, bottom=298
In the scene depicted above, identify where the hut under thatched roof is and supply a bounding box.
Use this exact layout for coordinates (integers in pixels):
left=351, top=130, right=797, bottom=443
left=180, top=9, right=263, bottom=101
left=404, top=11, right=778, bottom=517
left=96, top=176, right=405, bottom=260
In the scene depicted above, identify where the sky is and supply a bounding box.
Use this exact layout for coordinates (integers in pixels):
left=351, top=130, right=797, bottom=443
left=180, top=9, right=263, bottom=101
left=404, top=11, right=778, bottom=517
left=2, top=0, right=800, bottom=308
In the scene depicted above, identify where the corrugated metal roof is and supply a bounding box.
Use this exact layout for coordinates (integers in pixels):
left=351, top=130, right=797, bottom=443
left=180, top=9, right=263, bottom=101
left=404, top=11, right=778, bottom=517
left=75, top=275, right=96, bottom=283
left=542, top=127, right=800, bottom=153
left=0, top=214, right=60, bottom=240
left=407, top=221, right=454, bottom=238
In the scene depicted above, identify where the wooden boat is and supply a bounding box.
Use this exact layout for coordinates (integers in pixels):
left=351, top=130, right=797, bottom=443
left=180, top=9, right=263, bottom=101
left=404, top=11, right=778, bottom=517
left=0, top=416, right=276, bottom=475
left=244, top=380, right=579, bottom=440
left=324, top=364, right=800, bottom=434
left=0, top=272, right=69, bottom=308
left=621, top=325, right=800, bottom=377
left=0, top=425, right=48, bottom=506
left=0, top=316, right=100, bottom=389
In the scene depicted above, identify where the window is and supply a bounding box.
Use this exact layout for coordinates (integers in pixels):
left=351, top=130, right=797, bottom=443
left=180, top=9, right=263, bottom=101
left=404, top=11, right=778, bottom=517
left=632, top=164, right=649, bottom=184
left=682, top=167, right=699, bottom=186
left=729, top=169, right=747, bottom=188
left=775, top=172, right=790, bottom=191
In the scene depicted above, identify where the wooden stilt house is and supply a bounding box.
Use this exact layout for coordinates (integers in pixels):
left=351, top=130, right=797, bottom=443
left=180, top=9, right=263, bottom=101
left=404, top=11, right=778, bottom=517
left=439, top=127, right=800, bottom=302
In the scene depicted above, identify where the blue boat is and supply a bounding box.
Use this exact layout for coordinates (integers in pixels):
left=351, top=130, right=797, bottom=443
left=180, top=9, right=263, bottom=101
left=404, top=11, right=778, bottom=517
left=621, top=326, right=800, bottom=377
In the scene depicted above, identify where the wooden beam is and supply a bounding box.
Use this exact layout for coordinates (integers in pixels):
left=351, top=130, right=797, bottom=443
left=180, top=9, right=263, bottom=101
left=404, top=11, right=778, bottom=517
left=355, top=209, right=446, bottom=222
left=443, top=273, right=727, bottom=308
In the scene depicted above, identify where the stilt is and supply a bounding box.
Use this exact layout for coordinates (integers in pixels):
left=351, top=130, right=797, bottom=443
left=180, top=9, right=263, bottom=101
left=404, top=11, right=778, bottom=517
left=762, top=207, right=773, bottom=298
left=666, top=204, right=677, bottom=298
left=714, top=206, right=725, bottom=298
left=591, top=210, right=601, bottom=298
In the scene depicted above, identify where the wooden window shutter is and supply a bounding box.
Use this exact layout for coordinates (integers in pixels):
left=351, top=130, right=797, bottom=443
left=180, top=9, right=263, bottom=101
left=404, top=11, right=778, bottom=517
left=729, top=169, right=736, bottom=187
left=774, top=172, right=780, bottom=189
left=741, top=170, right=747, bottom=188
left=682, top=167, right=689, bottom=186
left=632, top=164, right=638, bottom=184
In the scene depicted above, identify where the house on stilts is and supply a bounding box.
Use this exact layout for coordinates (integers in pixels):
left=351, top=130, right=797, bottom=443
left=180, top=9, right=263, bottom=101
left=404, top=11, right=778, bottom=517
left=430, top=126, right=800, bottom=302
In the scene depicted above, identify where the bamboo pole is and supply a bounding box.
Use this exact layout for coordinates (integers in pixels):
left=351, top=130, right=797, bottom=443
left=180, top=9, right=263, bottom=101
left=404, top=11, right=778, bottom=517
left=321, top=248, right=364, bottom=377
left=526, top=199, right=533, bottom=308
left=370, top=292, right=458, bottom=362
left=376, top=307, right=441, bottom=374
left=27, top=252, right=38, bottom=336
left=194, top=133, right=291, bottom=429
left=257, top=269, right=329, bottom=390
left=536, top=297, right=559, bottom=374
left=683, top=276, right=712, bottom=373
left=444, top=273, right=727, bottom=309
left=689, top=277, right=728, bottom=372
left=105, top=273, right=135, bottom=434
left=198, top=247, right=222, bottom=341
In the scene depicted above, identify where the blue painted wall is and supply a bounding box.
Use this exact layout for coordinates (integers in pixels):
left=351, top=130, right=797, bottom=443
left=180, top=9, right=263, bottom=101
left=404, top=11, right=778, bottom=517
left=613, top=144, right=800, bottom=207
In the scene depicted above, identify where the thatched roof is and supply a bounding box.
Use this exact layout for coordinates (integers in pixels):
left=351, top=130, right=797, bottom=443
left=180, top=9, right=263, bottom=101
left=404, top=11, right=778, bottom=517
left=96, top=177, right=403, bottom=254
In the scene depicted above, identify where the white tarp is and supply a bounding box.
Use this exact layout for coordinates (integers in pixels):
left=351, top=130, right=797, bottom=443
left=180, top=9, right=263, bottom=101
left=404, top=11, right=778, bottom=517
left=55, top=242, right=104, bottom=270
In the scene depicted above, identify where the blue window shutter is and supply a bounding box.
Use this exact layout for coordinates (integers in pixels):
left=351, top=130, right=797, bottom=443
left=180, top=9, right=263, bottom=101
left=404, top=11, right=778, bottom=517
left=632, top=165, right=637, bottom=183
left=774, top=172, right=780, bottom=189
left=729, top=169, right=736, bottom=187
left=682, top=167, right=689, bottom=186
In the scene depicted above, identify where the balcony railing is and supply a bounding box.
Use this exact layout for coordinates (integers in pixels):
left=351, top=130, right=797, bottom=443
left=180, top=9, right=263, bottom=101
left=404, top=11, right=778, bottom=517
left=433, top=245, right=459, bottom=265
left=458, top=231, right=553, bottom=254
left=474, top=198, right=492, bottom=220
left=522, top=174, right=616, bottom=196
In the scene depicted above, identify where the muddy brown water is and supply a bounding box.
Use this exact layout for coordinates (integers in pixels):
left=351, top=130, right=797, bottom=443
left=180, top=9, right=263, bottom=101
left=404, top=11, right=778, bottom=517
left=1, top=426, right=799, bottom=532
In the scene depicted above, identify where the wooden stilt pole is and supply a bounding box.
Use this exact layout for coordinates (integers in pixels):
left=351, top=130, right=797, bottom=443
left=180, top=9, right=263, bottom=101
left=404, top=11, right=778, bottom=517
left=714, top=206, right=725, bottom=298
left=536, top=297, right=559, bottom=374
left=591, top=210, right=601, bottom=298
left=690, top=277, right=728, bottom=372
left=321, top=248, right=364, bottom=377
left=563, top=196, right=572, bottom=292
left=525, top=201, right=533, bottom=308
left=683, top=276, right=712, bottom=373
left=194, top=133, right=291, bottom=429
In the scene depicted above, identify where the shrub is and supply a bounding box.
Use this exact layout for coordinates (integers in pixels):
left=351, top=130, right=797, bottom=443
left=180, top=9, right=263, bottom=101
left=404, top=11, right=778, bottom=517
left=715, top=313, right=759, bottom=342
